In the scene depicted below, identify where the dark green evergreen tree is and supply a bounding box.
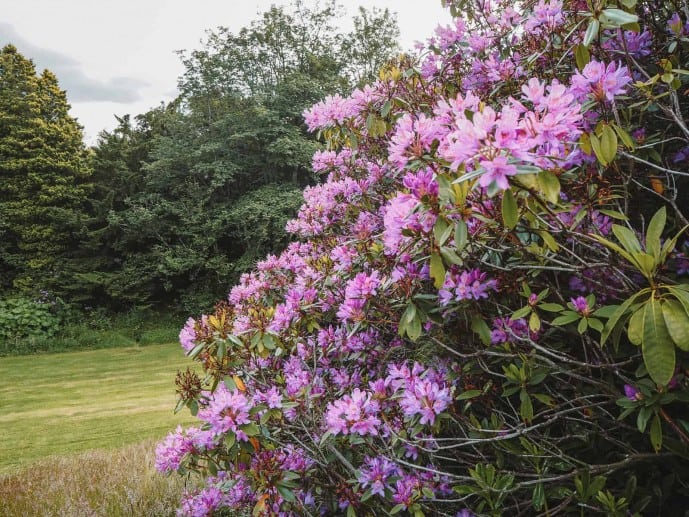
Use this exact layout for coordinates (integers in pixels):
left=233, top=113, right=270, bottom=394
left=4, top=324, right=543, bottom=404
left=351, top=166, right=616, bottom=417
left=0, top=44, right=90, bottom=296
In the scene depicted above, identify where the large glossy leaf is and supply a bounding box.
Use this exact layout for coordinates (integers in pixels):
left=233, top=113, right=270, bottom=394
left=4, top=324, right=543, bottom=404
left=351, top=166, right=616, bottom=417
left=642, top=298, right=676, bottom=385
left=538, top=170, right=561, bottom=204
left=645, top=207, right=666, bottom=260
left=627, top=304, right=645, bottom=345
left=599, top=125, right=618, bottom=164
left=600, top=290, right=649, bottom=345
left=430, top=252, right=445, bottom=289
left=662, top=299, right=689, bottom=351
left=583, top=18, right=599, bottom=47
left=590, top=233, right=641, bottom=271
left=612, top=224, right=642, bottom=254
left=502, top=189, right=519, bottom=229
left=600, top=8, right=639, bottom=27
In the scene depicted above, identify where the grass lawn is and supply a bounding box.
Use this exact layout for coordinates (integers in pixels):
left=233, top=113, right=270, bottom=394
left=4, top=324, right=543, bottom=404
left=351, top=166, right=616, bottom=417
left=0, top=342, right=197, bottom=473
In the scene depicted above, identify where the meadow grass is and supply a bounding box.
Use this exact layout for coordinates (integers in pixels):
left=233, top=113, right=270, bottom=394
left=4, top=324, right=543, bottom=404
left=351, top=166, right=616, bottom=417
left=0, top=343, right=196, bottom=472
left=0, top=439, right=194, bottom=516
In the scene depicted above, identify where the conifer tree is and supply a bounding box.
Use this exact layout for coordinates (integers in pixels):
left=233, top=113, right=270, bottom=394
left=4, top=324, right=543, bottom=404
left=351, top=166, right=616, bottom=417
left=0, top=44, right=90, bottom=296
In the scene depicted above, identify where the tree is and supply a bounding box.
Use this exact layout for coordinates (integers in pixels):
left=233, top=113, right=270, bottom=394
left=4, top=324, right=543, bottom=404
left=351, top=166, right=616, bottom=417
left=86, top=2, right=400, bottom=312
left=0, top=44, right=90, bottom=296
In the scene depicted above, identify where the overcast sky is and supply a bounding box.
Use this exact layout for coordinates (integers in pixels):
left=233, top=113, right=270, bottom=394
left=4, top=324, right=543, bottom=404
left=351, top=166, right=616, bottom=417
left=2, top=1, right=451, bottom=144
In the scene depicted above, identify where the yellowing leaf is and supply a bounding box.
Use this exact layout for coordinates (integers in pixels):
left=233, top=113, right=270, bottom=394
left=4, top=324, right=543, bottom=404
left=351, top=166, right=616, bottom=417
left=430, top=252, right=446, bottom=290
left=599, top=125, right=618, bottom=165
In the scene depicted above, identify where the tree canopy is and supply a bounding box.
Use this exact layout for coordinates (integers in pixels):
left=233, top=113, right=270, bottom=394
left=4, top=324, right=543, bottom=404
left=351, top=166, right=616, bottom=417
left=84, top=1, right=400, bottom=312
left=0, top=44, right=90, bottom=297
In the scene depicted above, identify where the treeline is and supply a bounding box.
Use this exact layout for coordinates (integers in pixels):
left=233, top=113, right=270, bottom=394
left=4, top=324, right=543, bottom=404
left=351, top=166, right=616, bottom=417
left=0, top=2, right=399, bottom=322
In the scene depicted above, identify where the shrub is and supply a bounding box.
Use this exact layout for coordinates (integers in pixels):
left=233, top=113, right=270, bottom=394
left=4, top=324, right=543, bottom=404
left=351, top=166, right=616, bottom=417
left=0, top=296, right=63, bottom=353
left=158, top=1, right=689, bottom=515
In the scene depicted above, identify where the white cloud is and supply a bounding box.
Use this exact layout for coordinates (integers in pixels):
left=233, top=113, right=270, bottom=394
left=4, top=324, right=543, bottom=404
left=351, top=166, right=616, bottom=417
left=0, top=23, right=150, bottom=103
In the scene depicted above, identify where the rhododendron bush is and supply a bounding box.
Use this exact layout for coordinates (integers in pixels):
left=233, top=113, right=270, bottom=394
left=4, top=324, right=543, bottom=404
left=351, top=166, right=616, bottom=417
left=158, top=1, right=689, bottom=514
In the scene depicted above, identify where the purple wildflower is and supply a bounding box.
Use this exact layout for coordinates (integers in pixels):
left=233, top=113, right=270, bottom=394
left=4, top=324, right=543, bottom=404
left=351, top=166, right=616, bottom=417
left=624, top=384, right=641, bottom=401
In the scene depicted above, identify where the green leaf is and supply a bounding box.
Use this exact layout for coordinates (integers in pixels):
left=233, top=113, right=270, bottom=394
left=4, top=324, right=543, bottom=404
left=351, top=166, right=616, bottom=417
left=583, top=18, right=600, bottom=47
left=551, top=312, right=580, bottom=325
left=593, top=305, right=618, bottom=318
left=645, top=207, right=666, bottom=260
left=612, top=224, right=642, bottom=254
left=456, top=389, right=482, bottom=400
left=434, top=218, right=453, bottom=246
left=455, top=220, right=468, bottom=251
left=600, top=290, right=649, bottom=345
left=537, top=170, right=561, bottom=204
left=575, top=44, right=590, bottom=71
left=577, top=317, right=588, bottom=334
left=240, top=422, right=261, bottom=436
left=642, top=298, right=676, bottom=386
left=590, top=233, right=643, bottom=272
left=539, top=303, right=564, bottom=312
left=650, top=413, right=663, bottom=452
left=430, top=252, right=445, bottom=290
left=532, top=483, right=545, bottom=511
left=502, top=189, right=519, bottom=229
left=612, top=124, right=635, bottom=149
left=662, top=299, right=689, bottom=351
left=589, top=133, right=607, bottom=166
left=471, top=315, right=492, bottom=345
left=600, top=8, right=639, bottom=27
left=520, top=389, right=534, bottom=423
left=440, top=246, right=464, bottom=266
left=276, top=484, right=297, bottom=503
left=381, top=100, right=392, bottom=118
left=512, top=305, right=533, bottom=319
left=627, top=305, right=645, bottom=345
left=406, top=312, right=422, bottom=342
left=599, top=125, right=618, bottom=164
left=637, top=405, right=653, bottom=433
left=588, top=318, right=604, bottom=332
left=539, top=230, right=560, bottom=252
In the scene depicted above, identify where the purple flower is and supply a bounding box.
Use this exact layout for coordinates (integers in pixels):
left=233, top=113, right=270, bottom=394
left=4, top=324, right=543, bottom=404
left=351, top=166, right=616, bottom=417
left=357, top=456, right=401, bottom=497
left=197, top=384, right=252, bottom=438
left=672, top=146, right=689, bottom=164
left=478, top=155, right=517, bottom=190
left=399, top=379, right=452, bottom=425
left=179, top=318, right=197, bottom=353
left=624, top=384, right=642, bottom=401
left=439, top=268, right=498, bottom=306
left=571, top=60, right=631, bottom=102
left=178, top=486, right=225, bottom=517
left=491, top=317, right=535, bottom=345
left=324, top=389, right=381, bottom=436
left=570, top=296, right=591, bottom=316
left=336, top=270, right=382, bottom=322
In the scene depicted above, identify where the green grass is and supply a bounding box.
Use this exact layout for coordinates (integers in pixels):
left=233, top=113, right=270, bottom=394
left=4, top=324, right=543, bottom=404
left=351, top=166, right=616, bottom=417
left=0, top=342, right=197, bottom=473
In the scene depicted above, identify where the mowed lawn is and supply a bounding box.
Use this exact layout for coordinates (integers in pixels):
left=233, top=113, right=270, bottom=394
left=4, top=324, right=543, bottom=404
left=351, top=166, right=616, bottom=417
left=0, top=343, right=197, bottom=473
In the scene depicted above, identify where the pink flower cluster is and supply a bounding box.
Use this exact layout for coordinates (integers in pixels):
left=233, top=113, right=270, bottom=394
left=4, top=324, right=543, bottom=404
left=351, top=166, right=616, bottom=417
left=439, top=268, right=498, bottom=306
left=324, top=388, right=381, bottom=436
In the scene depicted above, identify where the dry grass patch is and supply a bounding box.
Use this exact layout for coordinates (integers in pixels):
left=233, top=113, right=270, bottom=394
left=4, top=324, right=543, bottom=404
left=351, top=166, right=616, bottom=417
left=0, top=439, right=196, bottom=516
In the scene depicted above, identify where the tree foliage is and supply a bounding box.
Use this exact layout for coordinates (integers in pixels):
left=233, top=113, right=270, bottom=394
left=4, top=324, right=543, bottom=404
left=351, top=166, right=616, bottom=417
left=0, top=44, right=90, bottom=296
left=86, top=1, right=400, bottom=312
